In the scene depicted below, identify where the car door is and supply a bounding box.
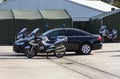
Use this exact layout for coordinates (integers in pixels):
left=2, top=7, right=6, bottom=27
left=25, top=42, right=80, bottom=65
left=64, top=29, right=83, bottom=51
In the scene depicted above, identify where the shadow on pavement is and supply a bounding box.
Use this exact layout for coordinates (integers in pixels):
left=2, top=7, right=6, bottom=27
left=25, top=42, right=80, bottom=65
left=111, top=55, right=120, bottom=57
left=0, top=52, right=92, bottom=60
left=94, top=50, right=120, bottom=53
left=65, top=53, right=92, bottom=56
left=0, top=53, right=58, bottom=59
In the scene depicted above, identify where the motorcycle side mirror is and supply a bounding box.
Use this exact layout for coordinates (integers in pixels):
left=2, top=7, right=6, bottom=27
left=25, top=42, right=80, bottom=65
left=47, top=35, right=57, bottom=40
left=57, top=36, right=67, bottom=42
left=46, top=35, right=51, bottom=39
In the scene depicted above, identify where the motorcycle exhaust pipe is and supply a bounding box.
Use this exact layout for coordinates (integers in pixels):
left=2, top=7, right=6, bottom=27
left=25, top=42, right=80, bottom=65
left=46, top=48, right=55, bottom=52
left=55, top=47, right=66, bottom=52
left=56, top=45, right=65, bottom=50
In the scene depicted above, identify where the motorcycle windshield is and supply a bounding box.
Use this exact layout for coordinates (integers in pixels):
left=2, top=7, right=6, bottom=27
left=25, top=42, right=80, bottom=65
left=28, top=28, right=40, bottom=40
left=99, top=26, right=107, bottom=33
left=15, top=38, right=27, bottom=43
left=17, top=28, right=27, bottom=40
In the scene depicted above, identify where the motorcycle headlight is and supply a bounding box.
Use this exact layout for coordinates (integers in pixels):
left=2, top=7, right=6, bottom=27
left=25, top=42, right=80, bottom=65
left=16, top=42, right=25, bottom=45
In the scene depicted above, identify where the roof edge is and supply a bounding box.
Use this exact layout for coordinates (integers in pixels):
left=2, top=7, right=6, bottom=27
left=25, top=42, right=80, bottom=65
left=67, top=0, right=119, bottom=12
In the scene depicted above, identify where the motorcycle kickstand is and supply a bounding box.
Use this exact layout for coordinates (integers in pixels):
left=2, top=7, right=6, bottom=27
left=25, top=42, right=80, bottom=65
left=46, top=52, right=49, bottom=59
left=30, top=46, right=34, bottom=53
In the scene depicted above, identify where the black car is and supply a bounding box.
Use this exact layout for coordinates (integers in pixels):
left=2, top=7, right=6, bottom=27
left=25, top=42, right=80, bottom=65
left=42, top=28, right=102, bottom=55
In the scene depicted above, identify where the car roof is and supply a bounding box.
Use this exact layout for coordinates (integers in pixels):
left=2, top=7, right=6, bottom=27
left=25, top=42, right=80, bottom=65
left=42, top=28, right=92, bottom=36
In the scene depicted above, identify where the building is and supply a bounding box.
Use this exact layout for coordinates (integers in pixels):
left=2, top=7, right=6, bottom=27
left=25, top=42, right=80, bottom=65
left=0, top=9, right=72, bottom=45
left=89, top=9, right=120, bottom=39
left=0, top=0, right=119, bottom=44
left=0, top=0, right=119, bottom=29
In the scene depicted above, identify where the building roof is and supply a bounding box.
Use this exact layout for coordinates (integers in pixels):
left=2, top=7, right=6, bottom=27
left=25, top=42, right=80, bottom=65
left=0, top=9, right=71, bottom=20
left=39, top=9, right=71, bottom=19
left=12, top=10, right=42, bottom=20
left=91, top=9, right=120, bottom=19
left=0, top=0, right=2, bottom=1
left=69, top=0, right=119, bottom=12
left=0, top=9, right=13, bottom=19
left=0, top=0, right=119, bottom=21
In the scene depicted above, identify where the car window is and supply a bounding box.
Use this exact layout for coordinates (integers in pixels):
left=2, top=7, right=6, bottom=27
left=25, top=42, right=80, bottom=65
left=65, top=29, right=87, bottom=36
left=47, top=30, right=64, bottom=37
left=75, top=30, right=87, bottom=36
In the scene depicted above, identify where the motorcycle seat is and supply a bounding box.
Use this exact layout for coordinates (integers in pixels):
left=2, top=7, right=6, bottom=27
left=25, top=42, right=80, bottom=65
left=46, top=40, right=55, bottom=44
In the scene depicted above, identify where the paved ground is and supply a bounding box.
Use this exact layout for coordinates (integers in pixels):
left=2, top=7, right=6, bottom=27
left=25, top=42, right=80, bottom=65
left=0, top=43, right=120, bottom=79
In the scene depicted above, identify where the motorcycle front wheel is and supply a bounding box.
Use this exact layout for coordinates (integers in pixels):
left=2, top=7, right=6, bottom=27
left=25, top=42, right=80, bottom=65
left=25, top=48, right=36, bottom=58
left=54, top=51, right=65, bottom=58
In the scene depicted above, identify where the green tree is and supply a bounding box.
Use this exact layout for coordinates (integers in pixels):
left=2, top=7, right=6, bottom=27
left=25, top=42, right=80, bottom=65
left=101, top=0, right=120, bottom=7
left=113, top=0, right=120, bottom=7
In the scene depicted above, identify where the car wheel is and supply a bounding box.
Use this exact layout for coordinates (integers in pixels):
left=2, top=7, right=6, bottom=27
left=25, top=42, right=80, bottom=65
left=80, top=43, right=91, bottom=55
left=25, top=48, right=37, bottom=58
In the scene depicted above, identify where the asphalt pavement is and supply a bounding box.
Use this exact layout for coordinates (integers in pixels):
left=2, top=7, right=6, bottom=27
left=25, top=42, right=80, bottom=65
left=0, top=43, right=120, bottom=79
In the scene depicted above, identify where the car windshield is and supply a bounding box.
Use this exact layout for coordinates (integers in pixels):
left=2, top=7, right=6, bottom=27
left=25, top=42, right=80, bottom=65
left=42, top=29, right=55, bottom=36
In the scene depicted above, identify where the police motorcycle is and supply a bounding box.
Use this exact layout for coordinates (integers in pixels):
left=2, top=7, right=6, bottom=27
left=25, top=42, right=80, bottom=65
left=20, top=28, right=67, bottom=58
left=108, top=29, right=118, bottom=42
left=24, top=29, right=67, bottom=58
left=13, top=28, right=39, bottom=53
left=14, top=28, right=67, bottom=58
left=99, top=26, right=118, bottom=42
left=99, top=26, right=109, bottom=42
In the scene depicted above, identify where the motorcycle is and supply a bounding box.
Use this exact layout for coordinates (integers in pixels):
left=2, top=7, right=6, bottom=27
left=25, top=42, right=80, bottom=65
left=108, top=29, right=118, bottom=42
left=99, top=26, right=118, bottom=42
left=24, top=33, right=67, bottom=58
left=14, top=28, right=67, bottom=58
left=99, top=26, right=109, bottom=42
left=13, top=28, right=39, bottom=53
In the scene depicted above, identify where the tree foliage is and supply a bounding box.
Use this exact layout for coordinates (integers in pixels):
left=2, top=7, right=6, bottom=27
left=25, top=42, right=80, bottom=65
left=101, top=0, right=120, bottom=7
left=113, top=0, right=120, bottom=7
